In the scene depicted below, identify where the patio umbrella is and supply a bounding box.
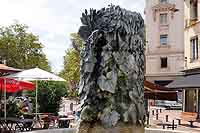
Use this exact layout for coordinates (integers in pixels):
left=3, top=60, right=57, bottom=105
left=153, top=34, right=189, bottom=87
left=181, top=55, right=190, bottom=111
left=0, top=77, right=35, bottom=119
left=7, top=68, right=66, bottom=117
left=0, top=78, right=35, bottom=92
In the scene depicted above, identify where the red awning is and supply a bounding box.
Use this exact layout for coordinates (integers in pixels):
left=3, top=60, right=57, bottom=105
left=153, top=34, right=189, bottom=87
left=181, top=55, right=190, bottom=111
left=144, top=91, right=177, bottom=101
left=144, top=80, right=177, bottom=101
left=144, top=80, right=172, bottom=91
left=0, top=78, right=35, bottom=93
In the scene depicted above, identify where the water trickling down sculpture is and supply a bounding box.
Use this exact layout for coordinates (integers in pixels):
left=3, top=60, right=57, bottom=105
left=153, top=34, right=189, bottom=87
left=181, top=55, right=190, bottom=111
left=78, top=5, right=145, bottom=129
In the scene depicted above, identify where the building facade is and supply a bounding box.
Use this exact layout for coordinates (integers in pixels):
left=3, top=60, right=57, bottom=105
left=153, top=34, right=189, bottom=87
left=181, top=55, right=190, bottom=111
left=182, top=0, right=200, bottom=113
left=184, top=0, right=200, bottom=70
left=145, top=0, right=185, bottom=86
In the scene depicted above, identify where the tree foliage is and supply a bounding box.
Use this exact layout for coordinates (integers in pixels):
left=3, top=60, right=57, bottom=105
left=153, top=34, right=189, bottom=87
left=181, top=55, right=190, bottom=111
left=70, top=33, right=83, bottom=52
left=27, top=81, right=68, bottom=113
left=0, top=22, right=51, bottom=71
left=60, top=33, right=84, bottom=96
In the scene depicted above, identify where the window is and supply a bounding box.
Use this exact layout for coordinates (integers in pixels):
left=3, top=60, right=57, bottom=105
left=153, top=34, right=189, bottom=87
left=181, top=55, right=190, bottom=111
left=160, top=34, right=168, bottom=45
left=190, top=0, right=198, bottom=20
left=160, top=0, right=168, bottom=4
left=160, top=13, right=168, bottom=25
left=161, top=57, right=168, bottom=68
left=191, top=37, right=198, bottom=61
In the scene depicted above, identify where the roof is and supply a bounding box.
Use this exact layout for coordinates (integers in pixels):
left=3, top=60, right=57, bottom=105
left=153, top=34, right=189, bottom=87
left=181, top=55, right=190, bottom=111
left=0, top=64, right=21, bottom=73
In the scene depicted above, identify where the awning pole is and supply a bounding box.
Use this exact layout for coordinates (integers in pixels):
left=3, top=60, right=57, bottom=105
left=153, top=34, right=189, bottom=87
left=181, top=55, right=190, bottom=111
left=4, top=78, right=6, bottom=119
left=35, top=80, right=38, bottom=120
left=197, top=89, right=200, bottom=119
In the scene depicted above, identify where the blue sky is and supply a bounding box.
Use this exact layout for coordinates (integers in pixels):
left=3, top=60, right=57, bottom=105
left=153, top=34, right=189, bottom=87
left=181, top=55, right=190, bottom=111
left=0, top=0, right=145, bottom=72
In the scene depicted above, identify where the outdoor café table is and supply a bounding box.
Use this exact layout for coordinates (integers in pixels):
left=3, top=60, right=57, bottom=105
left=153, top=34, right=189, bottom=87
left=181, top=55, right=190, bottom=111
left=32, top=113, right=54, bottom=129
left=0, top=117, right=33, bottom=132
left=58, top=117, right=75, bottom=128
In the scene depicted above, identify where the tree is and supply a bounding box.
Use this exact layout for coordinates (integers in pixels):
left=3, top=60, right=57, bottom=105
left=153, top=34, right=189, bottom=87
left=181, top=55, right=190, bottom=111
left=26, top=81, right=68, bottom=113
left=0, top=22, right=51, bottom=71
left=60, top=33, right=84, bottom=97
left=70, top=33, right=83, bottom=52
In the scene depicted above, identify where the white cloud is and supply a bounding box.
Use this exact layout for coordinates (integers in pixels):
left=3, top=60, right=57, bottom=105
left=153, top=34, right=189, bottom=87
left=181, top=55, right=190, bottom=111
left=0, top=0, right=144, bottom=72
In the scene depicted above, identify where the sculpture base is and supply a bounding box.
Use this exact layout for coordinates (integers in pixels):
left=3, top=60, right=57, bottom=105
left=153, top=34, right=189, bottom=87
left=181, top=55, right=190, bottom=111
left=77, top=122, right=144, bottom=133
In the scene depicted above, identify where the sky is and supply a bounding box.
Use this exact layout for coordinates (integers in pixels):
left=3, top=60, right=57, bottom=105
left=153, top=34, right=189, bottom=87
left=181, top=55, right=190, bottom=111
left=0, top=0, right=145, bottom=73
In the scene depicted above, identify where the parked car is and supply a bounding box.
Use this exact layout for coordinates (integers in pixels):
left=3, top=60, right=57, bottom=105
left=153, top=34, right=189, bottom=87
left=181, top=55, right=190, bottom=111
left=155, top=100, right=182, bottom=110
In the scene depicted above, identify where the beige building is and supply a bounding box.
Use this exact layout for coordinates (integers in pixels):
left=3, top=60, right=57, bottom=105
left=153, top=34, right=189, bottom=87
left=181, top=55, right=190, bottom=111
left=182, top=0, right=200, bottom=113
left=145, top=0, right=185, bottom=86
left=184, top=0, right=200, bottom=70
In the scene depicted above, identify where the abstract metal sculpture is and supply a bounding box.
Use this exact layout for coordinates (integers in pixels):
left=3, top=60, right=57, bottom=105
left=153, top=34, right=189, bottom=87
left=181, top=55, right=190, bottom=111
left=78, top=5, right=145, bottom=132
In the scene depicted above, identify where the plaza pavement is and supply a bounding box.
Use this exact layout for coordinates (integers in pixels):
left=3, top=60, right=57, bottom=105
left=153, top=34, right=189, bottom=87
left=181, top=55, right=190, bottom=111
left=148, top=106, right=200, bottom=133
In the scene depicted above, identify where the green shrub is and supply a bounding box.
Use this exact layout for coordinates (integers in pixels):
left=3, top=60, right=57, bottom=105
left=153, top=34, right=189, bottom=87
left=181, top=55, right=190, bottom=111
left=26, top=81, right=68, bottom=114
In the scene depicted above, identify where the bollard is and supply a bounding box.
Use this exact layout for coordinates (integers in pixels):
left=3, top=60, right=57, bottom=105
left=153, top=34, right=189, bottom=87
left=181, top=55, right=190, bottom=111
left=166, top=115, right=169, bottom=122
left=162, top=124, right=165, bottom=129
left=160, top=108, right=162, bottom=113
left=172, top=120, right=175, bottom=130
left=147, top=112, right=150, bottom=126
left=177, top=119, right=181, bottom=125
left=156, top=113, right=158, bottom=120
left=152, top=110, right=155, bottom=115
left=156, top=109, right=158, bottom=114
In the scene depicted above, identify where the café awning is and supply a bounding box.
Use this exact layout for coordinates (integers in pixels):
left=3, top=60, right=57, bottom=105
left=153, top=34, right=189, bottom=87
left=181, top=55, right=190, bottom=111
left=167, top=74, right=200, bottom=89
left=0, top=78, right=35, bottom=93
left=144, top=80, right=177, bottom=101
left=144, top=80, right=173, bottom=91
left=0, top=77, right=35, bottom=119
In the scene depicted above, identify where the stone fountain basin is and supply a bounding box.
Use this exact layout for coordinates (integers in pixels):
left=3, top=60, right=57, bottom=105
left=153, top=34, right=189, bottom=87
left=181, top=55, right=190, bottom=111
left=24, top=128, right=185, bottom=133
left=24, top=128, right=76, bottom=133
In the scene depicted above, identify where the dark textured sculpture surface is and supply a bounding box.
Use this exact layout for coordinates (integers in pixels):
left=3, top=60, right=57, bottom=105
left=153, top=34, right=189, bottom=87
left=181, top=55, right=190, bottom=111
left=78, top=5, right=145, bottom=128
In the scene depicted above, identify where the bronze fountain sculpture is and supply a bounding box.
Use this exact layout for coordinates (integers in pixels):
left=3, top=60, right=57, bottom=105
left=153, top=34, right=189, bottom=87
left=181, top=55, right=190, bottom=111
left=77, top=5, right=145, bottom=133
